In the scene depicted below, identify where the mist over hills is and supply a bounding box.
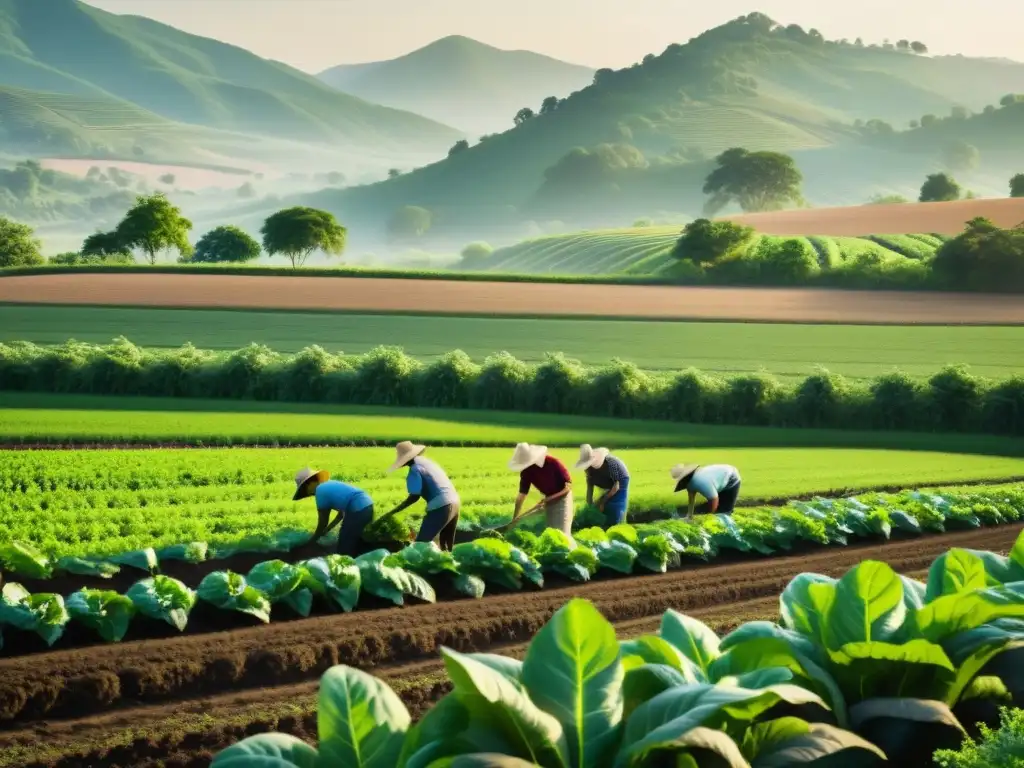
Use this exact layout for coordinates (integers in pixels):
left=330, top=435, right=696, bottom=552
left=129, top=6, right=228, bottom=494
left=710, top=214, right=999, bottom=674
left=317, top=35, right=596, bottom=136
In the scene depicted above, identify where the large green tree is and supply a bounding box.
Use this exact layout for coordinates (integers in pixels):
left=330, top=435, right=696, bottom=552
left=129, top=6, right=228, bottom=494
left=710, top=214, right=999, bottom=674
left=260, top=207, right=346, bottom=268
left=1011, top=173, right=1024, bottom=198
left=113, top=193, right=193, bottom=264
left=188, top=226, right=261, bottom=264
left=933, top=217, right=1024, bottom=291
left=702, top=148, right=803, bottom=214
left=81, top=230, right=133, bottom=260
left=0, top=216, right=43, bottom=267
left=919, top=173, right=961, bottom=203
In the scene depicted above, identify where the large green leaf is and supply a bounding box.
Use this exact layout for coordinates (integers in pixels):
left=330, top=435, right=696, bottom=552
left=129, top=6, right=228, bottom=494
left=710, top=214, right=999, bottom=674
left=619, top=636, right=705, bottom=682
left=357, top=550, right=436, bottom=606
left=940, top=618, right=1024, bottom=665
left=400, top=694, right=514, bottom=767
left=719, top=622, right=823, bottom=665
left=942, top=640, right=1024, bottom=706
left=622, top=665, right=690, bottom=720
left=125, top=575, right=196, bottom=631
left=109, top=547, right=158, bottom=573
left=318, top=665, right=411, bottom=768
left=746, top=719, right=885, bottom=767
left=66, top=589, right=136, bottom=643
left=660, top=609, right=721, bottom=673
left=443, top=647, right=569, bottom=767
left=211, top=733, right=319, bottom=768
left=0, top=541, right=53, bottom=579
left=55, top=556, right=120, bottom=579
left=926, top=549, right=995, bottom=601
left=0, top=582, right=69, bottom=646
left=396, top=542, right=460, bottom=576
left=300, top=556, right=361, bottom=612
left=452, top=573, right=486, bottom=599
left=828, top=639, right=954, bottom=701
left=915, top=584, right=1024, bottom=642
left=779, top=573, right=836, bottom=641
left=1010, top=529, right=1024, bottom=572
left=848, top=698, right=966, bottom=764
left=615, top=722, right=748, bottom=768
left=247, top=560, right=313, bottom=617
left=521, top=599, right=623, bottom=768
left=719, top=668, right=796, bottom=690
left=823, top=561, right=906, bottom=650
left=197, top=571, right=271, bottom=623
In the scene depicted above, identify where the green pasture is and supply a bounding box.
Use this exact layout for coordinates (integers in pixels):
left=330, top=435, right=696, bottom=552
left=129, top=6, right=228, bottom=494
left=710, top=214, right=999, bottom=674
left=3, top=444, right=1022, bottom=560
left=2, top=304, right=1022, bottom=380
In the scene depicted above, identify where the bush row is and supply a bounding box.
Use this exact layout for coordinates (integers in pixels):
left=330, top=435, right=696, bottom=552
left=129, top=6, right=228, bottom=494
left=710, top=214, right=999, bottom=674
left=1, top=338, right=1022, bottom=436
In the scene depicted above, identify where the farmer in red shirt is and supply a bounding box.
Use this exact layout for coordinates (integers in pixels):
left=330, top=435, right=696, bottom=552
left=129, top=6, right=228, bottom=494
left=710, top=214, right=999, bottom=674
left=500, top=443, right=574, bottom=537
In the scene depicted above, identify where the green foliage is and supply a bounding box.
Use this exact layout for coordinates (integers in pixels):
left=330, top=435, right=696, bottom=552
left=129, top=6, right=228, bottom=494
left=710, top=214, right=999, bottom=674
left=113, top=193, right=193, bottom=265
left=702, top=147, right=804, bottom=214
left=448, top=140, right=470, bottom=157
left=920, top=173, right=961, bottom=203
left=932, top=217, right=1024, bottom=293
left=672, top=218, right=755, bottom=265
left=0, top=216, right=43, bottom=267
left=934, top=707, right=1024, bottom=767
left=866, top=194, right=909, bottom=205
left=188, top=226, right=261, bottom=264
left=459, top=241, right=493, bottom=268
left=1011, top=174, right=1024, bottom=198
left=260, top=207, right=347, bottom=268
left=81, top=230, right=133, bottom=260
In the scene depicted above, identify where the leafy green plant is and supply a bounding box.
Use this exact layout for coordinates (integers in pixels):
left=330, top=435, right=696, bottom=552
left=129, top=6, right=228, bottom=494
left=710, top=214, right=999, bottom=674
left=125, top=575, right=196, bottom=631
left=0, top=582, right=69, bottom=646
left=247, top=559, right=314, bottom=617
left=356, top=550, right=436, bottom=607
left=297, top=555, right=361, bottom=612
left=197, top=571, right=272, bottom=623
left=934, top=706, right=1024, bottom=767
left=66, top=588, right=136, bottom=642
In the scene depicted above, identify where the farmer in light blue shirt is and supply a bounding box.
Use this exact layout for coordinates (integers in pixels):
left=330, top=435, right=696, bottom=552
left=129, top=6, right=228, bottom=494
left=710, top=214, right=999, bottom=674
left=378, top=441, right=461, bottom=551
left=671, top=463, right=742, bottom=517
left=292, top=467, right=374, bottom=556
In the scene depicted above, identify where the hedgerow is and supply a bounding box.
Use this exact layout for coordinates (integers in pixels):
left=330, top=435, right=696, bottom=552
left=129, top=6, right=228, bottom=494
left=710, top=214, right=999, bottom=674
left=1, top=339, right=1023, bottom=436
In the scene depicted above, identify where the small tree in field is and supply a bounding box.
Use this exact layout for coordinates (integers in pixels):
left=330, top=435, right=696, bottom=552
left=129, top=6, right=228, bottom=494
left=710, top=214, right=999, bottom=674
left=919, top=173, right=961, bottom=203
left=0, top=216, right=44, bottom=267
left=672, top=218, right=755, bottom=265
left=113, top=193, right=193, bottom=264
left=260, top=207, right=346, bottom=268
left=702, top=148, right=803, bottom=214
left=82, top=230, right=133, bottom=260
left=188, top=226, right=261, bottom=264
left=1011, top=173, right=1024, bottom=198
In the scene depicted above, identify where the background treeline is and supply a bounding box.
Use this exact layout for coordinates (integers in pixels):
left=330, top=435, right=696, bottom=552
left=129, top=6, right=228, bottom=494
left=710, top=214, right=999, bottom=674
left=1, top=338, right=1022, bottom=436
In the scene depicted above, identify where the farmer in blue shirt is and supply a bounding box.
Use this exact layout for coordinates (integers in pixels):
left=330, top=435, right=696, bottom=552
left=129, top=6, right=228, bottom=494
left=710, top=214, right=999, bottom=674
left=378, top=441, right=461, bottom=551
left=575, top=444, right=631, bottom=528
left=671, top=463, right=742, bottom=516
left=292, top=467, right=374, bottom=556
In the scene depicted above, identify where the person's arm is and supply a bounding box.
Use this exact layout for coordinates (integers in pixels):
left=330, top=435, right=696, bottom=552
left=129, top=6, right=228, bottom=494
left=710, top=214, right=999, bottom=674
left=380, top=494, right=420, bottom=520
left=586, top=478, right=594, bottom=506
left=312, top=507, right=338, bottom=539
left=599, top=481, right=620, bottom=509
left=687, top=490, right=697, bottom=518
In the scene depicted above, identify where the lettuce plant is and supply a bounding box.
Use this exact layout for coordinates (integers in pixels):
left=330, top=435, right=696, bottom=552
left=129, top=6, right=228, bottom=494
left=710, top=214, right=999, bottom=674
left=247, top=559, right=314, bottom=617
left=125, top=575, right=196, bottom=631
left=66, top=588, right=136, bottom=642
left=197, top=571, right=272, bottom=623
left=356, top=550, right=436, bottom=607
left=0, top=582, right=69, bottom=646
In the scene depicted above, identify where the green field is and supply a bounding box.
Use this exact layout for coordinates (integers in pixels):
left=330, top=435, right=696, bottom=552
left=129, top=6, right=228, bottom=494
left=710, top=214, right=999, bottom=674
left=470, top=226, right=949, bottom=276
left=3, top=445, right=1022, bottom=560
left=4, top=394, right=1024, bottom=460
left=3, top=305, right=1021, bottom=380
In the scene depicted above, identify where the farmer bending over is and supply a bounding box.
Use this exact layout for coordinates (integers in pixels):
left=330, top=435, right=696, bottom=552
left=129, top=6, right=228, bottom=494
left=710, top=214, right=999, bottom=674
left=502, top=443, right=574, bottom=537
left=292, top=467, right=373, bottom=556
left=576, top=444, right=630, bottom=528
left=671, top=463, right=742, bottom=517
left=378, top=441, right=461, bottom=551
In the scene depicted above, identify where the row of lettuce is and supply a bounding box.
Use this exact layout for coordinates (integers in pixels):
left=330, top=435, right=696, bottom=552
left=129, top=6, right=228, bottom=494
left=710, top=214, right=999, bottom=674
left=211, top=537, right=1024, bottom=768
left=1, top=487, right=1022, bottom=651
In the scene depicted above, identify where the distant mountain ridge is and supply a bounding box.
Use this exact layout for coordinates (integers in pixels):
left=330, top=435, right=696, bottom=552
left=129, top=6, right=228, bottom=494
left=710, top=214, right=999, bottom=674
left=318, top=35, right=596, bottom=135
left=0, top=0, right=460, bottom=157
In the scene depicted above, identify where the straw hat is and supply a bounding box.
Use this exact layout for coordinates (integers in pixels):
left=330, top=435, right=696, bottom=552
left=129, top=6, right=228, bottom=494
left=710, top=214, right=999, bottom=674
left=293, top=467, right=330, bottom=501
left=388, top=440, right=426, bottom=472
left=670, top=463, right=700, bottom=492
left=574, top=444, right=610, bottom=470
left=508, top=442, right=548, bottom=471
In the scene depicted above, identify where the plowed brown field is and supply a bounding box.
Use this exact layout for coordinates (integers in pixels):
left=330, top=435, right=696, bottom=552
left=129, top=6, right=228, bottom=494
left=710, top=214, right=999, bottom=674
left=724, top=197, right=1024, bottom=236
left=1, top=524, right=1019, bottom=768
left=3, top=273, right=1024, bottom=324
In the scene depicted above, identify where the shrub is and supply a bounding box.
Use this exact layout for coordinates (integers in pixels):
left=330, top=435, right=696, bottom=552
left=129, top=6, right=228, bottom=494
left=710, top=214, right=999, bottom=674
left=417, top=350, right=480, bottom=408
left=928, top=364, right=983, bottom=432
left=531, top=353, right=586, bottom=414
left=933, top=707, right=1024, bottom=767
left=791, top=368, right=853, bottom=428
left=0, top=216, right=43, bottom=267
left=585, top=359, right=656, bottom=418
left=661, top=368, right=726, bottom=423
left=869, top=371, right=925, bottom=430
left=458, top=241, right=493, bottom=268
left=723, top=372, right=784, bottom=426
left=672, top=218, right=755, bottom=265
left=470, top=352, right=532, bottom=411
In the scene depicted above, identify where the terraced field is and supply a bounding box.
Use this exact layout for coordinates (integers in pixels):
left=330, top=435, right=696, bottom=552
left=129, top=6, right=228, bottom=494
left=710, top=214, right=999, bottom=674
left=468, top=226, right=948, bottom=275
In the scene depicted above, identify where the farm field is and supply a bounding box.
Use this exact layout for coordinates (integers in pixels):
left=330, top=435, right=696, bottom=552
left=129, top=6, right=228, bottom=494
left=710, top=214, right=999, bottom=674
left=5, top=393, right=1024, bottom=456
left=3, top=305, right=1023, bottom=378
left=2, top=273, right=1024, bottom=324
left=3, top=446, right=1023, bottom=560
left=2, top=523, right=1021, bottom=768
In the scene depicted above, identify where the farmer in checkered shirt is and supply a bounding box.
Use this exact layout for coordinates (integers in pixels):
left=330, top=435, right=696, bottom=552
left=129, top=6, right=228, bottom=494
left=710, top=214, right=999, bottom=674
left=575, top=445, right=631, bottom=528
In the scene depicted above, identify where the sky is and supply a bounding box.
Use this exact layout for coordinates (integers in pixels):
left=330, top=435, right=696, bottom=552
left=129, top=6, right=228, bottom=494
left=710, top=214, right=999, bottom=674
left=88, top=0, right=1022, bottom=72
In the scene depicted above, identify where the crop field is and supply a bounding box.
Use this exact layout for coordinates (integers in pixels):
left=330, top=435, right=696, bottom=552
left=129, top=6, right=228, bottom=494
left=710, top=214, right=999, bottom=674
left=3, top=305, right=1024, bottom=379
left=2, top=520, right=1022, bottom=767
left=653, top=103, right=839, bottom=153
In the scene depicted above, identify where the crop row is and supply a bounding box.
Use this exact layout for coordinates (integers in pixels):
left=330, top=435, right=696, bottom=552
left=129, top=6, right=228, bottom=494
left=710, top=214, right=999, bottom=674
left=212, top=528, right=1024, bottom=768
left=2, top=486, right=1022, bottom=654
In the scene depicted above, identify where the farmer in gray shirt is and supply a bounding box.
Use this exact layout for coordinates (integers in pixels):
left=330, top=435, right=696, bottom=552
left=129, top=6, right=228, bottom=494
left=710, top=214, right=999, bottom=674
left=377, top=441, right=461, bottom=551
left=671, top=463, right=742, bottom=516
left=575, top=444, right=631, bottom=528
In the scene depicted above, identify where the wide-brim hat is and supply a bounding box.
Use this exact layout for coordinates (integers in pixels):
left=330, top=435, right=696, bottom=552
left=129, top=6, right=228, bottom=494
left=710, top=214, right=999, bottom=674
left=509, top=442, right=548, bottom=471
left=670, top=463, right=700, bottom=493
left=293, top=467, right=330, bottom=501
left=574, top=444, right=610, bottom=470
left=388, top=440, right=427, bottom=473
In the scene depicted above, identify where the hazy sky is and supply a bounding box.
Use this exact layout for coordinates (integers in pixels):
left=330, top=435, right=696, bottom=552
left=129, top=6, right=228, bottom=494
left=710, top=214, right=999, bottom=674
left=88, top=0, right=1021, bottom=72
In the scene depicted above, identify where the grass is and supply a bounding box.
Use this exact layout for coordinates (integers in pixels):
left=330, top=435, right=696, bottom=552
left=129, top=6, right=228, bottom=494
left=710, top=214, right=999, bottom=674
left=3, top=445, right=1022, bottom=560
left=3, top=305, right=1023, bottom=380
left=4, top=393, right=1024, bottom=459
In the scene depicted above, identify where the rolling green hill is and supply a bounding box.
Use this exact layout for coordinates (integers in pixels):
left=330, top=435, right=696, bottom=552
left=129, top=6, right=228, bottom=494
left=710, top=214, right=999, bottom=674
left=310, top=14, right=1024, bottom=228
left=0, top=0, right=460, bottom=154
left=318, top=35, right=595, bottom=136
left=461, top=225, right=949, bottom=276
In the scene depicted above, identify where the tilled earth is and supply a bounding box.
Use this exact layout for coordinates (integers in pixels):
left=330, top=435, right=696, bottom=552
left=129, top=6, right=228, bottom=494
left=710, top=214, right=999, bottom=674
left=1, top=524, right=1020, bottom=768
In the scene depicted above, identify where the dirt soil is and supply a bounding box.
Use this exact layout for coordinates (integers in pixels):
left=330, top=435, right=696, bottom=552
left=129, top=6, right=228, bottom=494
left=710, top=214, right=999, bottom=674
left=1, top=524, right=1020, bottom=767
left=2, top=273, right=1024, bottom=324
left=723, top=197, right=1024, bottom=236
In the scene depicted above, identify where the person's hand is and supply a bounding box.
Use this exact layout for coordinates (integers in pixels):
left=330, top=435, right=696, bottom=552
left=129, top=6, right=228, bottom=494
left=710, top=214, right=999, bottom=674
left=597, top=498, right=606, bottom=512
